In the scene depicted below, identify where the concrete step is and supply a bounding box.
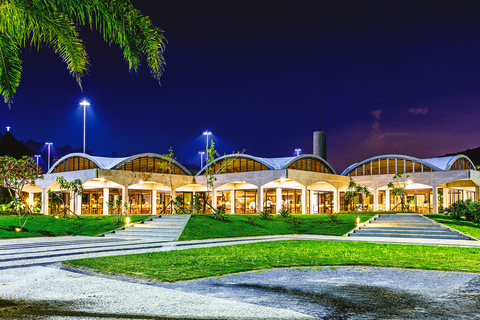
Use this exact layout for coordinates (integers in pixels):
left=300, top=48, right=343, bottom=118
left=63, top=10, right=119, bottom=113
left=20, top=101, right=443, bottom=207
left=359, top=226, right=446, bottom=232
left=349, top=232, right=471, bottom=240
left=353, top=229, right=460, bottom=235
left=104, top=233, right=176, bottom=241
left=377, top=214, right=424, bottom=218
left=368, top=221, right=434, bottom=226
left=132, top=223, right=182, bottom=230
left=121, top=228, right=179, bottom=235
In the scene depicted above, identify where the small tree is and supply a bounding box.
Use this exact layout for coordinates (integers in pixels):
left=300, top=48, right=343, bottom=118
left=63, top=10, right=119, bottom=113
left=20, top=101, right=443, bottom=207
left=157, top=147, right=178, bottom=214
left=0, top=155, right=43, bottom=229
left=108, top=199, right=128, bottom=225
left=344, top=180, right=371, bottom=211
left=387, top=171, right=410, bottom=211
left=48, top=176, right=83, bottom=219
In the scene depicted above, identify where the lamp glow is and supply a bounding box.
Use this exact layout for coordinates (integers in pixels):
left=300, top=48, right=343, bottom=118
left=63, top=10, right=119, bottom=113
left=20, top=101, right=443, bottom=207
left=126, top=217, right=131, bottom=225
left=356, top=215, right=360, bottom=226
left=295, top=148, right=302, bottom=156
left=45, top=142, right=53, bottom=170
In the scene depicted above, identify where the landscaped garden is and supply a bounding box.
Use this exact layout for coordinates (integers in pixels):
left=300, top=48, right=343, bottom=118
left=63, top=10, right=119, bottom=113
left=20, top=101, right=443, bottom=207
left=0, top=215, right=151, bottom=238
left=179, top=213, right=374, bottom=240
left=65, top=240, right=480, bottom=282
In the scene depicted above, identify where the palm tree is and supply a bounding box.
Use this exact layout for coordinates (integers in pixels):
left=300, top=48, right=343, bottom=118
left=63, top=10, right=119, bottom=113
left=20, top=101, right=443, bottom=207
left=0, top=0, right=166, bottom=107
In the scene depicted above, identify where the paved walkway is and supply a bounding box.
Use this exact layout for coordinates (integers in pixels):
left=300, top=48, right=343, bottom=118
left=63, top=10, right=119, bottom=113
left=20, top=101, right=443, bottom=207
left=1, top=234, right=479, bottom=319
left=1, top=233, right=479, bottom=270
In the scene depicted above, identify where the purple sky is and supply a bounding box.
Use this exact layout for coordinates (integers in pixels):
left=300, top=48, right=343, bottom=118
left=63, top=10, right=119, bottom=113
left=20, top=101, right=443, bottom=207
left=1, top=0, right=480, bottom=173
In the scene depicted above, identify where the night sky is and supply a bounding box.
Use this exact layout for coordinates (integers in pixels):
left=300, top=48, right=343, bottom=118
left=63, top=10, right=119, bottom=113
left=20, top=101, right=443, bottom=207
left=1, top=0, right=480, bottom=173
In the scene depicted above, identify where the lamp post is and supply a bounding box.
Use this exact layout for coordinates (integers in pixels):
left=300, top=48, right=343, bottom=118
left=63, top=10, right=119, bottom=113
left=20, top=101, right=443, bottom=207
left=203, top=130, right=212, bottom=150
left=34, top=155, right=41, bottom=165
left=80, top=100, right=90, bottom=154
left=198, top=151, right=205, bottom=169
left=45, top=142, right=53, bottom=170
left=295, top=148, right=302, bottom=156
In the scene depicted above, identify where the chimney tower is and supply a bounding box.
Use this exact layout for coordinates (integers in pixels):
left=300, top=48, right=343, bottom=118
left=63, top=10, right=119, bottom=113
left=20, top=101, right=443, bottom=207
left=313, top=105, right=327, bottom=160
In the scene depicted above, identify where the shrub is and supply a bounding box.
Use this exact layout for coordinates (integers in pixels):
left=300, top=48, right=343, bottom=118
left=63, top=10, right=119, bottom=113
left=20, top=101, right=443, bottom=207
left=278, top=208, right=290, bottom=218
left=327, top=212, right=340, bottom=223
left=444, top=200, right=468, bottom=220
left=258, top=211, right=272, bottom=221
left=211, top=208, right=229, bottom=222
left=466, top=200, right=480, bottom=223
left=245, top=216, right=259, bottom=226
left=288, top=216, right=302, bottom=227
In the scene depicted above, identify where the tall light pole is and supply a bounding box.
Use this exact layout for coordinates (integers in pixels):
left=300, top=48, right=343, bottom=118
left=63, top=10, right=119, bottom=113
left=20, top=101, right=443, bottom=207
left=198, top=151, right=205, bottom=169
left=295, top=148, right=302, bottom=156
left=80, top=100, right=90, bottom=154
left=203, top=130, right=212, bottom=150
left=45, top=142, right=53, bottom=170
left=34, top=155, right=41, bottom=165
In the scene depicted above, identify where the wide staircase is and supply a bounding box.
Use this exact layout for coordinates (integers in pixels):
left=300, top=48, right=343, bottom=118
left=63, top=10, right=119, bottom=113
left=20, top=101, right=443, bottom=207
left=348, top=214, right=474, bottom=240
left=104, top=215, right=190, bottom=241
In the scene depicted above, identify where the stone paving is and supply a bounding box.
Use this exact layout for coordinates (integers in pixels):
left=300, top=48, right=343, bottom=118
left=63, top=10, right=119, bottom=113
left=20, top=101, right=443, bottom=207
left=0, top=231, right=479, bottom=319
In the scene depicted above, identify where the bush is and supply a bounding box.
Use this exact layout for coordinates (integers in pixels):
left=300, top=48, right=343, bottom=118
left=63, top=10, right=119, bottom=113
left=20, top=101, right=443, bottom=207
left=288, top=216, right=302, bottom=227
left=466, top=200, right=480, bottom=223
left=258, top=211, right=272, bottom=221
left=327, top=212, right=340, bottom=223
left=211, top=208, right=229, bottom=222
left=444, top=200, right=468, bottom=220
left=245, top=216, right=259, bottom=226
left=278, top=208, right=290, bottom=218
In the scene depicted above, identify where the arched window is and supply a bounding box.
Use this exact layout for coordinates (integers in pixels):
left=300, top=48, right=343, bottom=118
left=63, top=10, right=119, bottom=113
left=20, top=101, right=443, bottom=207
left=347, top=157, right=435, bottom=176
left=449, top=158, right=475, bottom=171
left=52, top=156, right=98, bottom=173
left=116, top=156, right=190, bottom=175
left=287, top=157, right=334, bottom=174
left=201, top=157, right=269, bottom=175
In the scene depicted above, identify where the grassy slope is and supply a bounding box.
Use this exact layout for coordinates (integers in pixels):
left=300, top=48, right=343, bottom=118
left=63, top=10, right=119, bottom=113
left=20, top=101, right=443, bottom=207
left=67, top=240, right=480, bottom=282
left=179, top=214, right=373, bottom=240
left=0, top=215, right=150, bottom=238
left=425, top=214, right=480, bottom=240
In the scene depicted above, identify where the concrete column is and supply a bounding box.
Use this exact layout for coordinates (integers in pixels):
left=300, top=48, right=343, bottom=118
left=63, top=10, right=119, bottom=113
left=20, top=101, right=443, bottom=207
left=28, top=193, right=34, bottom=208
left=373, top=189, right=378, bottom=211
left=432, top=187, right=438, bottom=214
left=333, top=189, right=339, bottom=213
left=301, top=186, right=307, bottom=214
left=276, top=187, right=282, bottom=213
left=258, top=187, right=263, bottom=212
left=212, top=188, right=217, bottom=212
left=443, top=188, right=449, bottom=209
left=103, top=188, right=109, bottom=215
left=76, top=193, right=82, bottom=215
left=463, top=189, right=467, bottom=201
left=230, top=190, right=235, bottom=214
left=152, top=190, right=157, bottom=215
left=42, top=189, right=49, bottom=215
left=309, top=190, right=314, bottom=214
left=386, top=190, right=391, bottom=211
left=69, top=191, right=75, bottom=215
left=476, top=186, right=480, bottom=201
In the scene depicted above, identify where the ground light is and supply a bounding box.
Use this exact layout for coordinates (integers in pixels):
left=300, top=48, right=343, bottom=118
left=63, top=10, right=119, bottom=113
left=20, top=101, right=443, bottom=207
left=125, top=217, right=131, bottom=225
left=356, top=215, right=360, bottom=226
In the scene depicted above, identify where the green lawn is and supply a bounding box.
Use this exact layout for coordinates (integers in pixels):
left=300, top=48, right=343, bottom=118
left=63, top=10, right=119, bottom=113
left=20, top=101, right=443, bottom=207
left=179, top=214, right=373, bottom=240
left=425, top=214, right=480, bottom=240
left=0, top=215, right=151, bottom=238
left=66, top=240, right=480, bottom=282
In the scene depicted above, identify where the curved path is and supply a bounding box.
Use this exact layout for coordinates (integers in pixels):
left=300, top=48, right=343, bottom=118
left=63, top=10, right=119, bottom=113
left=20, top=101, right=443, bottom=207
left=0, top=234, right=479, bottom=319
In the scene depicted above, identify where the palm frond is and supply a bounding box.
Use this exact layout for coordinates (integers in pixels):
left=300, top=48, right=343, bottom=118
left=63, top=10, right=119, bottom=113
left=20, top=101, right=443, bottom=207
left=0, top=32, right=22, bottom=108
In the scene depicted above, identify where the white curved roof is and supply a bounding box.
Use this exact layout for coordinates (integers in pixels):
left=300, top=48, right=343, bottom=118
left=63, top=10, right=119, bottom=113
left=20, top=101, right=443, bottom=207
left=196, top=153, right=336, bottom=176
left=341, top=154, right=475, bottom=175
left=47, top=152, right=192, bottom=175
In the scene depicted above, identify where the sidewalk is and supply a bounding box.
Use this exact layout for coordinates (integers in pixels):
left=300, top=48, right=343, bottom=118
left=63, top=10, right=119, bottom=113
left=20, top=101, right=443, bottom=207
left=1, top=233, right=479, bottom=270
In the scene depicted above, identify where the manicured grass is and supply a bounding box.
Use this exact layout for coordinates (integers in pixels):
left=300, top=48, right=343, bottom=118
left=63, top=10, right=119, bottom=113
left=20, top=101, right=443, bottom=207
left=0, top=215, right=151, bottom=238
left=178, top=214, right=373, bottom=240
left=425, top=214, right=480, bottom=240
left=66, top=240, right=480, bottom=282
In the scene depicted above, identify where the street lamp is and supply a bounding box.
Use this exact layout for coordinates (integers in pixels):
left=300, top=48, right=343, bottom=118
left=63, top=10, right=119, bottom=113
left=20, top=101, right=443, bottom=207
left=203, top=130, right=212, bottom=150
left=45, top=142, right=53, bottom=170
left=80, top=100, right=90, bottom=154
left=5, top=126, right=10, bottom=132
left=34, top=155, right=41, bottom=165
left=295, top=148, right=302, bottom=156
left=198, top=151, right=205, bottom=169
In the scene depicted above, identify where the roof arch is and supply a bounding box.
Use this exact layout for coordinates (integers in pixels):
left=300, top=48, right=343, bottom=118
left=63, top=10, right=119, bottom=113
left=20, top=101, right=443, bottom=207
left=341, top=154, right=442, bottom=176
left=283, top=154, right=336, bottom=174
left=421, top=155, right=476, bottom=171
left=196, top=154, right=276, bottom=176
left=48, top=153, right=192, bottom=175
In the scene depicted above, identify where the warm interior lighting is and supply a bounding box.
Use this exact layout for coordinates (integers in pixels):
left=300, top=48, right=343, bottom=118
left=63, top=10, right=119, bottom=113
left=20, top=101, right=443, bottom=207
left=99, top=178, right=105, bottom=182
left=407, top=180, right=413, bottom=185
left=139, top=180, right=144, bottom=184
left=280, top=178, right=286, bottom=182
